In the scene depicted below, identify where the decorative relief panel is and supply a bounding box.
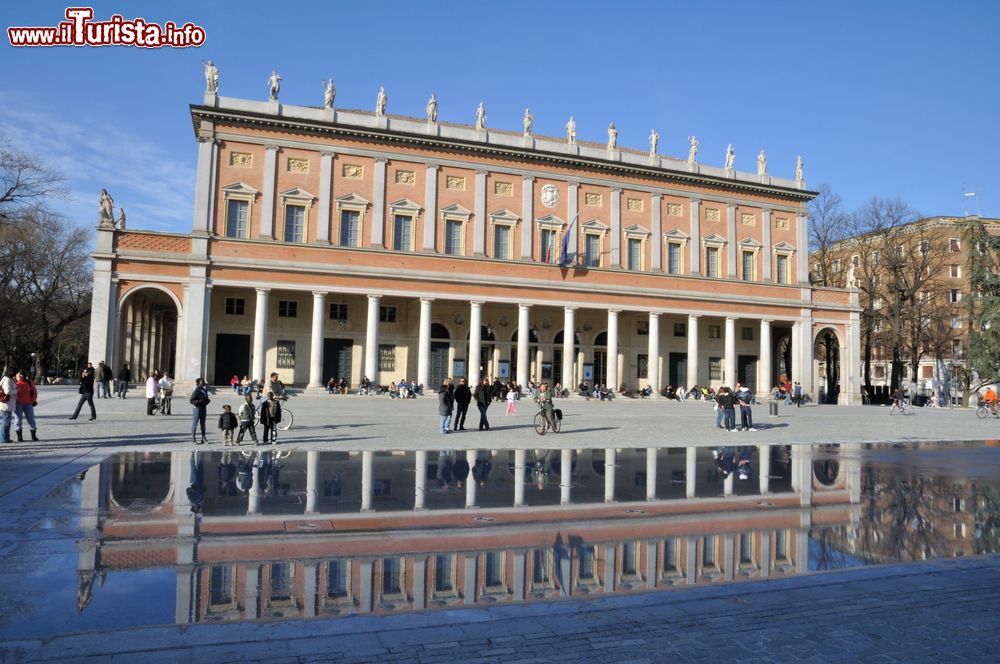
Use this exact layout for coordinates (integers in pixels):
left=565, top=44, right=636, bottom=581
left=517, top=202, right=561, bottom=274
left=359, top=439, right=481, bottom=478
left=540, top=184, right=559, bottom=208
left=627, top=197, right=644, bottom=212
left=446, top=175, right=466, bottom=191
left=705, top=207, right=721, bottom=222
left=741, top=212, right=755, bottom=226
left=229, top=152, right=253, bottom=168
left=666, top=202, right=683, bottom=217
left=287, top=158, right=309, bottom=173
left=775, top=217, right=790, bottom=230
left=585, top=192, right=603, bottom=207
left=494, top=181, right=513, bottom=196
left=343, top=164, right=364, bottom=179
left=395, top=170, right=415, bottom=185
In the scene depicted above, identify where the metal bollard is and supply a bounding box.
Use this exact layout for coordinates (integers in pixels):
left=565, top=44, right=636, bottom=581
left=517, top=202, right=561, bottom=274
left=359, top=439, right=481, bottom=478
left=769, top=401, right=779, bottom=417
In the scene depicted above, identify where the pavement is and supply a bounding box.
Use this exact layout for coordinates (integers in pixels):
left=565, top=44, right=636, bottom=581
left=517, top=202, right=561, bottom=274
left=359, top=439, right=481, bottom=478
left=1, top=386, right=999, bottom=663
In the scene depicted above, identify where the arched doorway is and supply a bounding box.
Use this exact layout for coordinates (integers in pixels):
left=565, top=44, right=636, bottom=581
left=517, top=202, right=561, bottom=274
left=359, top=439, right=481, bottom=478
left=814, top=328, right=842, bottom=404
left=774, top=329, right=793, bottom=388
left=116, top=286, right=181, bottom=382
left=430, top=323, right=450, bottom=389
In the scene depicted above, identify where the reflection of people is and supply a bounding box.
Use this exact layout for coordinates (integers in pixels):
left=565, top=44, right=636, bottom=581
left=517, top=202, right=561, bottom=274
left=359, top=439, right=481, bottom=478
left=436, top=449, right=454, bottom=488
left=472, top=452, right=492, bottom=487
left=187, top=451, right=206, bottom=513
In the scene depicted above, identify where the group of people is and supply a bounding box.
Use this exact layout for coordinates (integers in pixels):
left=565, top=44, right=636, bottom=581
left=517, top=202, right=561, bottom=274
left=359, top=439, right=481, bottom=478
left=94, top=361, right=132, bottom=399
left=714, top=383, right=758, bottom=432
left=577, top=380, right=616, bottom=400
left=326, top=377, right=350, bottom=394
left=213, top=372, right=286, bottom=446
left=437, top=378, right=556, bottom=434
left=713, top=446, right=754, bottom=480
left=144, top=371, right=176, bottom=415
left=771, top=381, right=804, bottom=407
left=434, top=450, right=493, bottom=490
left=0, top=368, right=39, bottom=443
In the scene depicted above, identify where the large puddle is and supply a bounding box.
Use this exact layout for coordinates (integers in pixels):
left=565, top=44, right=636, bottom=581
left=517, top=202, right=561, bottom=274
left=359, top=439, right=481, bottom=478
left=1, top=442, right=997, bottom=638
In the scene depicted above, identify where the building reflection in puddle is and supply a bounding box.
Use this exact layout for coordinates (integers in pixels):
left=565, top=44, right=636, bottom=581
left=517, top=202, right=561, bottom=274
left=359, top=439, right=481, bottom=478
left=71, top=443, right=994, bottom=626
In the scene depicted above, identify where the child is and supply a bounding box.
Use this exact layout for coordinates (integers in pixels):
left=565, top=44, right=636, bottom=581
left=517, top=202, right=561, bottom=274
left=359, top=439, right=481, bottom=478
left=236, top=394, right=258, bottom=445
left=260, top=391, right=282, bottom=445
left=218, top=404, right=238, bottom=446
left=505, top=386, right=517, bottom=416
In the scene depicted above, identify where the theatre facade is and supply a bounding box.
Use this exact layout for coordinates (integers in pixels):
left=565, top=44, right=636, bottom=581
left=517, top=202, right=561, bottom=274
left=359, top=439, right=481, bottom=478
left=88, top=86, right=860, bottom=401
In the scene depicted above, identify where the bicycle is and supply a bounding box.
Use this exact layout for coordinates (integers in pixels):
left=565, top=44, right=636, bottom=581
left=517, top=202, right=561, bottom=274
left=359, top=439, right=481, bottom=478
left=889, top=399, right=913, bottom=416
left=533, top=405, right=562, bottom=435
left=975, top=401, right=1000, bottom=420
left=255, top=393, right=294, bottom=431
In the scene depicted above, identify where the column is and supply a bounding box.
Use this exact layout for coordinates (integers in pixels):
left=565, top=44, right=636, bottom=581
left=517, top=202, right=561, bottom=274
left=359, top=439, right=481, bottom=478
left=514, top=450, right=526, bottom=507
left=562, top=307, right=576, bottom=390
left=724, top=536, right=735, bottom=582
left=316, top=151, right=334, bottom=243
left=473, top=170, right=487, bottom=255
left=647, top=312, right=660, bottom=394
left=725, top=317, right=737, bottom=387
left=610, top=188, right=622, bottom=268
left=259, top=145, right=279, bottom=239
left=465, top=449, right=478, bottom=508
left=796, top=213, right=809, bottom=284
left=607, top=309, right=619, bottom=390
left=423, top=164, right=439, bottom=252
left=248, top=460, right=262, bottom=514
left=182, top=274, right=210, bottom=383
left=463, top=554, right=477, bottom=605
left=689, top=198, right=701, bottom=274
left=360, top=450, right=373, bottom=512
left=192, top=137, right=219, bottom=234
left=358, top=560, right=373, bottom=613
left=512, top=551, right=526, bottom=601
left=535, top=348, right=544, bottom=384
left=686, top=314, right=699, bottom=390
left=414, top=450, right=427, bottom=510
left=685, top=447, right=697, bottom=498
left=791, top=321, right=803, bottom=388
left=370, top=158, right=387, bottom=248
left=758, top=444, right=771, bottom=494
left=412, top=558, right=427, bottom=609
left=469, top=301, right=483, bottom=387
left=303, top=563, right=319, bottom=617
left=560, top=449, right=572, bottom=505
left=646, top=448, right=657, bottom=500
left=603, top=544, right=616, bottom=592
left=604, top=448, right=616, bottom=502
left=761, top=209, right=772, bottom=281
left=245, top=566, right=260, bottom=619
left=305, top=451, right=318, bottom=513
left=724, top=471, right=734, bottom=496
left=726, top=204, right=737, bottom=277
left=252, top=288, right=269, bottom=381
left=88, top=254, right=115, bottom=374
left=651, top=194, right=662, bottom=271
left=308, top=291, right=326, bottom=389
left=799, top=311, right=815, bottom=397
left=567, top=181, right=579, bottom=259
left=759, top=319, right=772, bottom=399
left=520, top=176, right=534, bottom=259
left=517, top=304, right=530, bottom=389
left=365, top=295, right=380, bottom=384
left=417, top=298, right=433, bottom=390
left=175, top=566, right=195, bottom=624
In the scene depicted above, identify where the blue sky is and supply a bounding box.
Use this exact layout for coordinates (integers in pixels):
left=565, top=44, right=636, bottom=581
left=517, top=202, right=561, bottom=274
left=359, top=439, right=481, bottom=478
left=3, top=0, right=998, bottom=234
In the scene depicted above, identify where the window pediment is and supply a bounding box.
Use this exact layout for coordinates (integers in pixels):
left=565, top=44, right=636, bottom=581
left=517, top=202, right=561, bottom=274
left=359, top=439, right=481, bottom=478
left=663, top=229, right=690, bottom=243
left=489, top=208, right=520, bottom=225
left=222, top=182, right=259, bottom=197
left=702, top=233, right=727, bottom=247
left=623, top=223, right=650, bottom=239
left=279, top=187, right=316, bottom=202
left=536, top=214, right=566, bottom=230
left=773, top=241, right=796, bottom=254
left=739, top=237, right=762, bottom=249
left=389, top=198, right=422, bottom=215
left=336, top=192, right=370, bottom=208
left=440, top=203, right=472, bottom=221
left=582, top=219, right=610, bottom=234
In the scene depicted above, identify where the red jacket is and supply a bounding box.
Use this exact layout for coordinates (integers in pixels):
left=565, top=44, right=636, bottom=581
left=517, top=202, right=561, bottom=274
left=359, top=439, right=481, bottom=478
left=15, top=379, right=37, bottom=405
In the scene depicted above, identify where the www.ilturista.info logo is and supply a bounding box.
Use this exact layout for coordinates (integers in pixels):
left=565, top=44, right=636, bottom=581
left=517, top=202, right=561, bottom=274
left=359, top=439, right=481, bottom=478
left=7, top=7, right=206, bottom=48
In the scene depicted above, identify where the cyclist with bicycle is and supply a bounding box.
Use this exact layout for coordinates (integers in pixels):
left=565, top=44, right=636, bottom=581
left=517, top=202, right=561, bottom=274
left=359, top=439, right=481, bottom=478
left=537, top=382, right=555, bottom=433
left=259, top=391, right=282, bottom=445
left=890, top=386, right=907, bottom=415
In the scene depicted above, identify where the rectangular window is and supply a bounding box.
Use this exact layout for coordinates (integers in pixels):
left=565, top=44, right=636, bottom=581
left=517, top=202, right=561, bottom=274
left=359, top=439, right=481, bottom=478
left=708, top=357, right=722, bottom=380
left=851, top=254, right=859, bottom=268
left=445, top=220, right=463, bottom=255
left=210, top=565, right=234, bottom=605
left=485, top=552, right=504, bottom=587
left=708, top=324, right=721, bottom=339
left=627, top=238, right=642, bottom=271
left=662, top=538, right=678, bottom=573
left=832, top=258, right=841, bottom=272
left=226, top=199, right=248, bottom=238
left=741, top=326, right=753, bottom=341
left=637, top=353, right=648, bottom=379
left=382, top=558, right=402, bottom=595
left=950, top=264, right=961, bottom=278
left=494, top=224, right=511, bottom=260
left=951, top=316, right=963, bottom=329
left=949, top=238, right=961, bottom=253
left=951, top=339, right=963, bottom=357
left=327, top=561, right=348, bottom=598
left=739, top=532, right=754, bottom=565
left=674, top=322, right=686, bottom=337
left=702, top=536, right=717, bottom=567
left=392, top=214, right=412, bottom=251
left=540, top=229, right=556, bottom=263
left=775, top=530, right=788, bottom=561
left=378, top=344, right=396, bottom=371
left=872, top=250, right=880, bottom=265
left=742, top=250, right=754, bottom=281
left=269, top=563, right=293, bottom=602
left=919, top=240, right=929, bottom=255
left=950, top=289, right=962, bottom=304
left=706, top=247, right=719, bottom=278
left=585, top=234, right=601, bottom=268
left=276, top=340, right=296, bottom=368
left=622, top=542, right=638, bottom=576
left=667, top=242, right=682, bottom=274
left=379, top=305, right=397, bottom=323
left=340, top=210, right=360, bottom=247
left=225, top=297, right=245, bottom=316
left=532, top=549, right=550, bottom=584
left=579, top=546, right=596, bottom=580
left=278, top=300, right=297, bottom=318
left=434, top=555, right=454, bottom=593
left=776, top=254, right=789, bottom=284
left=329, top=303, right=348, bottom=321
left=284, top=204, right=305, bottom=243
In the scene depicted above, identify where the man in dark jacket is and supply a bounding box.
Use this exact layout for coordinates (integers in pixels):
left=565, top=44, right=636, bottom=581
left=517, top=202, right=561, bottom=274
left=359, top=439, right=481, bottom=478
left=69, top=366, right=97, bottom=421
left=473, top=377, right=491, bottom=431
left=453, top=377, right=472, bottom=431
left=438, top=380, right=454, bottom=433
left=117, top=363, right=131, bottom=398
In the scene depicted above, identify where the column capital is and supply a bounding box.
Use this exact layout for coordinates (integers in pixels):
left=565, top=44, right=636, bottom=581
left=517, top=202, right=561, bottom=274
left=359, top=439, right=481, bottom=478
left=420, top=297, right=435, bottom=304
left=426, top=163, right=440, bottom=171
left=608, top=308, right=621, bottom=316
left=475, top=169, right=489, bottom=176
left=470, top=300, right=485, bottom=308
left=255, top=287, right=271, bottom=295
left=651, top=192, right=662, bottom=201
left=726, top=316, right=737, bottom=323
left=518, top=302, right=532, bottom=311
left=320, top=150, right=336, bottom=158
left=648, top=311, right=660, bottom=319
left=563, top=306, right=578, bottom=313
left=312, top=291, right=327, bottom=299
left=760, top=318, right=773, bottom=325
left=522, top=175, right=535, bottom=183
left=264, top=144, right=280, bottom=152
left=687, top=313, right=701, bottom=320
left=689, top=196, right=701, bottom=204
left=367, top=294, right=381, bottom=303
left=375, top=157, right=388, bottom=164
left=567, top=179, right=580, bottom=188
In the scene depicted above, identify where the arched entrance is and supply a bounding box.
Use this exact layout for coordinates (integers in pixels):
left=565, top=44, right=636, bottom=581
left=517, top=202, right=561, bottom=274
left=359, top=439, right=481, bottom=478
left=116, top=286, right=181, bottom=382
left=814, top=327, right=842, bottom=404
left=774, top=329, right=793, bottom=388
left=429, top=323, right=450, bottom=389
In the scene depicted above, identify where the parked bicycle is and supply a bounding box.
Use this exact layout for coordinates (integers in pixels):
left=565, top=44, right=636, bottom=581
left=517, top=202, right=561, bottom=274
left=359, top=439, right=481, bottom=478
left=533, top=405, right=562, bottom=435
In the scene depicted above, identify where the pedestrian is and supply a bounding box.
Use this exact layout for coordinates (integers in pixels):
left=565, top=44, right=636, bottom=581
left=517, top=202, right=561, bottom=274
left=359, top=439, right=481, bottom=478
left=717, top=387, right=737, bottom=432
left=505, top=384, right=517, bottom=416
left=96, top=361, right=112, bottom=399
left=117, top=362, right=131, bottom=398
left=158, top=372, right=174, bottom=414
left=69, top=365, right=97, bottom=421
left=218, top=404, right=238, bottom=446
left=474, top=377, right=491, bottom=431
left=0, top=368, right=15, bottom=443
left=438, top=379, right=454, bottom=433
left=14, top=369, right=39, bottom=442
left=453, top=377, right=471, bottom=431
left=436, top=449, right=454, bottom=488
left=453, top=452, right=470, bottom=489
left=145, top=371, right=160, bottom=415
left=736, top=446, right=753, bottom=480
left=793, top=382, right=802, bottom=407
left=236, top=393, right=258, bottom=445
left=472, top=452, right=493, bottom=487
left=259, top=391, right=281, bottom=445
left=735, top=382, right=757, bottom=431
left=189, top=377, right=210, bottom=444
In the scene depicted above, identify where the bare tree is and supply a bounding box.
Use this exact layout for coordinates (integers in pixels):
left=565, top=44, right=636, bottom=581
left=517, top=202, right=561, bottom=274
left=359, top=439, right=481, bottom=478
left=0, top=135, right=65, bottom=222
left=808, top=184, right=850, bottom=287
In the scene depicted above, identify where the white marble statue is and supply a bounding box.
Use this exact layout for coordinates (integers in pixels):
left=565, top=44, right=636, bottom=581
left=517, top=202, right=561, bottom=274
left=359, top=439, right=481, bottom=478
left=202, top=60, right=218, bottom=94
left=376, top=86, right=387, bottom=116
left=426, top=94, right=438, bottom=122
left=846, top=263, right=858, bottom=289
left=607, top=123, right=617, bottom=151
left=649, top=129, right=659, bottom=156
left=757, top=150, right=767, bottom=176
left=724, top=144, right=735, bottom=171
left=99, top=189, right=114, bottom=227
left=566, top=116, right=577, bottom=144
left=267, top=70, right=282, bottom=101
left=795, top=155, right=804, bottom=182
left=475, top=102, right=486, bottom=130
left=687, top=135, right=699, bottom=164
left=523, top=108, right=533, bottom=136
left=117, top=208, right=126, bottom=230
left=323, top=79, right=336, bottom=110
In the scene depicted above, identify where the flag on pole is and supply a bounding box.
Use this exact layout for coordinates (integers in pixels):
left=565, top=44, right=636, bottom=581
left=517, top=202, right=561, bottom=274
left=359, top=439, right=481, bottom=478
left=560, top=214, right=578, bottom=266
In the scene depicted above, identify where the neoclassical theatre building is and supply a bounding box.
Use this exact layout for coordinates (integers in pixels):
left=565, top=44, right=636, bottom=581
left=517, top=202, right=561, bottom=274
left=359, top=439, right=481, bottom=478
left=88, top=82, right=860, bottom=401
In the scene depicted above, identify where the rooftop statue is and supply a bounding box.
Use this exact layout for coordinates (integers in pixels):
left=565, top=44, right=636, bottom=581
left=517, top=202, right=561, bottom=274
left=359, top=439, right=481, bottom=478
left=426, top=94, right=438, bottom=122
left=267, top=70, right=281, bottom=101
left=607, top=122, right=617, bottom=151
left=795, top=155, right=804, bottom=182
left=99, top=189, right=114, bottom=227
left=376, top=86, right=387, bottom=116
left=724, top=144, right=735, bottom=171
left=757, top=150, right=767, bottom=176
left=475, top=102, right=486, bottom=130
left=648, top=129, right=659, bottom=156
left=523, top=108, right=533, bottom=136
left=323, top=79, right=336, bottom=110
left=202, top=60, right=218, bottom=94
left=566, top=116, right=576, bottom=144
left=687, top=136, right=698, bottom=164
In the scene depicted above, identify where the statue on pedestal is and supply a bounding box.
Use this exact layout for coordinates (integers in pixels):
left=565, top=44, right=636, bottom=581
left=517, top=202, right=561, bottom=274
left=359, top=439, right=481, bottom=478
left=648, top=129, right=659, bottom=156
left=202, top=60, right=218, bottom=94
left=323, top=79, right=336, bottom=110
left=687, top=136, right=698, bottom=163
left=426, top=94, right=438, bottom=123
left=724, top=144, right=735, bottom=171
left=607, top=123, right=617, bottom=151
left=376, top=86, right=387, bottom=116
left=475, top=102, right=486, bottom=130
left=523, top=108, right=533, bottom=136
left=795, top=155, right=804, bottom=182
left=846, top=263, right=858, bottom=290
left=757, top=150, right=767, bottom=176
left=99, top=189, right=115, bottom=227
left=566, top=116, right=577, bottom=144
left=267, top=70, right=281, bottom=101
